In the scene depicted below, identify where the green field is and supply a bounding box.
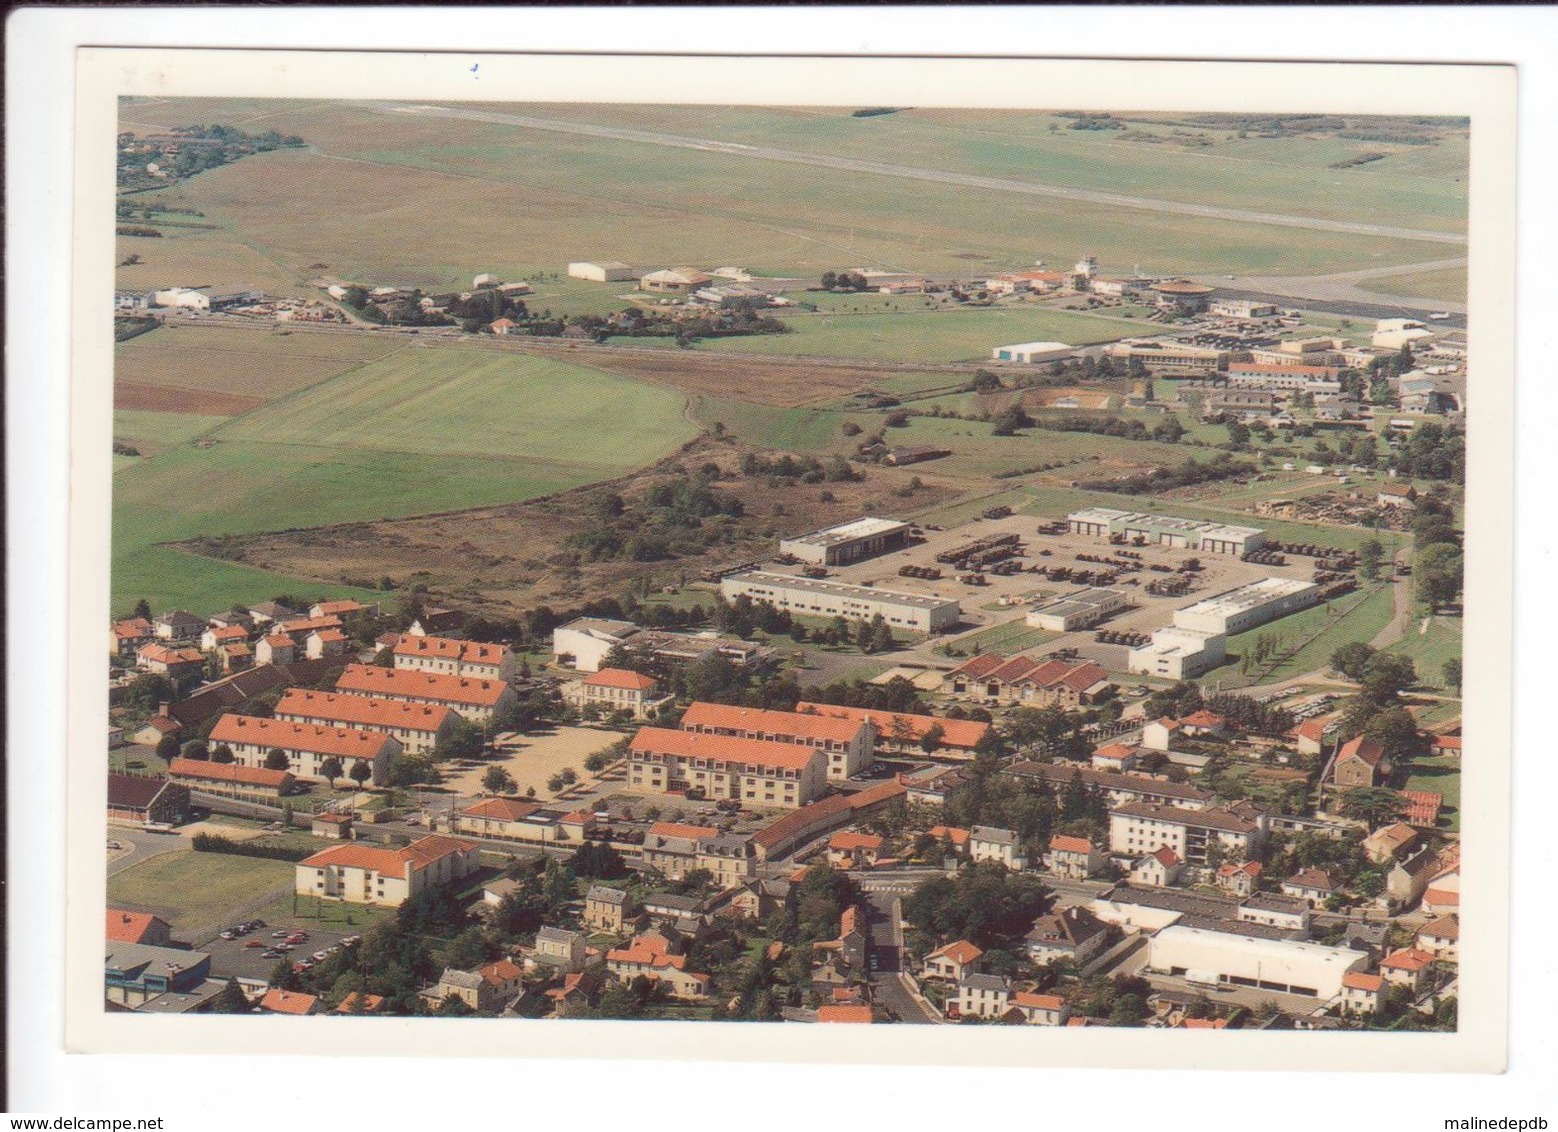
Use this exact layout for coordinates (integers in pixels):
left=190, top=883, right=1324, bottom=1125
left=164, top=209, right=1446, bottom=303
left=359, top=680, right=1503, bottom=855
left=216, top=347, right=696, bottom=464
left=108, top=851, right=294, bottom=937
left=1355, top=266, right=1467, bottom=305
left=1385, top=616, right=1463, bottom=689
left=1401, top=755, right=1462, bottom=832
left=117, top=99, right=1463, bottom=304
left=705, top=306, right=1148, bottom=364
left=947, top=615, right=1060, bottom=656
left=111, top=349, right=697, bottom=611
left=688, top=397, right=852, bottom=453
left=1220, top=584, right=1398, bottom=687
left=112, top=411, right=220, bottom=459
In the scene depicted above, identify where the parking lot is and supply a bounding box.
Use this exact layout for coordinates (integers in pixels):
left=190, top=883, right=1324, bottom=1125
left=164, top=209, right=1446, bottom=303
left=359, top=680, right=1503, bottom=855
left=202, top=919, right=361, bottom=983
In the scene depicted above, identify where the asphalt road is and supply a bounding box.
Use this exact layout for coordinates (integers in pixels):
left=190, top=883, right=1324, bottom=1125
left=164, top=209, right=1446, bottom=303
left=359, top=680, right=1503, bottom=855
left=862, top=891, right=942, bottom=1024
left=368, top=102, right=1465, bottom=247
left=107, top=824, right=190, bottom=876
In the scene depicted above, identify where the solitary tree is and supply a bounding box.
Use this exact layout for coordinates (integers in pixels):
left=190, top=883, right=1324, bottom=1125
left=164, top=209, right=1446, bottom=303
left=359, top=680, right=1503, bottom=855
left=319, top=756, right=343, bottom=788
left=210, top=976, right=252, bottom=1014
left=1442, top=658, right=1462, bottom=693
left=155, top=733, right=182, bottom=762
left=482, top=766, right=517, bottom=796
left=348, top=761, right=373, bottom=788
left=263, top=748, right=291, bottom=771
left=210, top=745, right=236, bottom=766
left=132, top=598, right=153, bottom=620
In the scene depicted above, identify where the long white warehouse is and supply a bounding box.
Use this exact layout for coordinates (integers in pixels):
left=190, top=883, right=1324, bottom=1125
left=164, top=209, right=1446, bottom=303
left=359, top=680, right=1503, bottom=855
left=779, top=517, right=912, bottom=567
left=1067, top=507, right=1265, bottom=557
left=721, top=571, right=961, bottom=634
left=1172, top=578, right=1321, bottom=636
left=1127, top=626, right=1227, bottom=680
left=1026, top=587, right=1132, bottom=632
left=1147, top=924, right=1368, bottom=999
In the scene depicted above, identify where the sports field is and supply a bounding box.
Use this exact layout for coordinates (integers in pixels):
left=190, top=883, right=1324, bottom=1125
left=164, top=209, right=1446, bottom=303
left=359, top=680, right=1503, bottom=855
left=107, top=851, right=295, bottom=937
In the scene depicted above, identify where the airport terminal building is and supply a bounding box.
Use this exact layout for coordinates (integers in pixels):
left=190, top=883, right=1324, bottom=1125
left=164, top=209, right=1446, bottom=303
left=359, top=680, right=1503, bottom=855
left=779, top=517, right=912, bottom=567
left=1067, top=508, right=1266, bottom=557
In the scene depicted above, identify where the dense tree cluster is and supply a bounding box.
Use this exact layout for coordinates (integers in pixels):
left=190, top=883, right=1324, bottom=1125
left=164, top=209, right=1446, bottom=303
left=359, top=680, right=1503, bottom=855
left=1076, top=452, right=1256, bottom=495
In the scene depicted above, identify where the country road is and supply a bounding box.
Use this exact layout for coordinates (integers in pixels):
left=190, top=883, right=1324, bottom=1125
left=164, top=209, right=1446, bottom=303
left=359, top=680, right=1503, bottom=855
left=366, top=102, right=1465, bottom=247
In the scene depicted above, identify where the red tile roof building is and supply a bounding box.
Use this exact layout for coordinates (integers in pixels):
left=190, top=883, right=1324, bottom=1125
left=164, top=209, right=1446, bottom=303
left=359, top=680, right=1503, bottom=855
left=1401, top=790, right=1443, bottom=828
left=627, top=725, right=828, bottom=808
left=681, top=701, right=874, bottom=781
left=275, top=687, right=455, bottom=756
left=793, top=701, right=990, bottom=754
left=260, top=989, right=319, bottom=1015
left=167, top=757, right=295, bottom=799
left=334, top=662, right=515, bottom=724
left=392, top=634, right=513, bottom=681
left=816, top=1004, right=873, bottom=1023
left=207, top=713, right=398, bottom=786
left=1333, top=736, right=1388, bottom=788
left=105, top=909, right=173, bottom=946
left=297, top=835, right=479, bottom=907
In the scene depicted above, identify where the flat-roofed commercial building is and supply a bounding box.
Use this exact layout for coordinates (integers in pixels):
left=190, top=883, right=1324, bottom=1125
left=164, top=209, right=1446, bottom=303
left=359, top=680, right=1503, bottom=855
left=1127, top=626, right=1227, bottom=680
left=779, top=517, right=912, bottom=567
left=1147, top=925, right=1367, bottom=999
left=1066, top=507, right=1265, bottom=557
left=1172, top=578, right=1320, bottom=636
left=627, top=726, right=829, bottom=808
left=1103, top=341, right=1229, bottom=373
left=1026, top=587, right=1131, bottom=632
left=990, top=341, right=1074, bottom=365
left=721, top=571, right=961, bottom=634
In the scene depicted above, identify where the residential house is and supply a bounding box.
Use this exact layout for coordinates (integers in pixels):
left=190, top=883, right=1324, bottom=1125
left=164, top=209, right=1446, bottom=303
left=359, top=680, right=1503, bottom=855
left=110, top=617, right=156, bottom=661
left=1140, top=717, right=1184, bottom=752
left=1339, top=970, right=1384, bottom=1016
left=816, top=1005, right=874, bottom=1024
left=639, top=891, right=708, bottom=930
left=274, top=688, right=456, bottom=757
left=1416, top=916, right=1459, bottom=963
left=573, top=668, right=672, bottom=720
left=255, top=634, right=296, bottom=666
left=899, top=764, right=969, bottom=807
left=331, top=992, right=386, bottom=1015
left=1108, top=801, right=1265, bottom=866
left=583, top=885, right=633, bottom=934
left=793, top=702, right=990, bottom=757
left=1402, top=791, right=1443, bottom=829
left=1025, top=906, right=1111, bottom=967
left=106, top=909, right=173, bottom=946
left=1283, top=868, right=1341, bottom=908
left=544, top=969, right=605, bottom=1018
left=1178, top=710, right=1227, bottom=737
left=832, top=906, right=870, bottom=975
left=1047, top=834, right=1105, bottom=880
left=199, top=624, right=249, bottom=653
left=969, top=826, right=1022, bottom=869
left=1238, top=892, right=1311, bottom=933
left=534, top=927, right=589, bottom=973
left=1430, top=732, right=1461, bottom=759
left=304, top=628, right=350, bottom=660
left=1332, top=736, right=1389, bottom=789
left=1130, top=845, right=1183, bottom=889
left=105, top=942, right=211, bottom=1007
left=333, top=663, right=517, bottom=726
left=1386, top=846, right=1440, bottom=910
left=927, top=825, right=971, bottom=857
left=680, top=701, right=875, bottom=782
left=1377, top=482, right=1418, bottom=509
left=432, top=959, right=524, bottom=1013
left=1288, top=716, right=1337, bottom=757
left=1215, top=860, right=1263, bottom=898
left=605, top=938, right=709, bottom=999
left=1010, top=991, right=1069, bottom=1026
left=407, top=608, right=466, bottom=638
left=827, top=830, right=885, bottom=869
left=451, top=798, right=566, bottom=845
left=1380, top=947, right=1436, bottom=993
left=310, top=812, right=354, bottom=840
left=208, top=713, right=398, bottom=785
left=135, top=643, right=205, bottom=681
left=295, top=835, right=478, bottom=907
left=1421, top=843, right=1460, bottom=916
left=725, top=876, right=792, bottom=922
left=1092, top=743, right=1141, bottom=773
left=310, top=599, right=375, bottom=620
left=922, top=940, right=984, bottom=984
left=955, top=973, right=1013, bottom=1020
left=626, top=726, right=828, bottom=808
left=107, top=773, right=189, bottom=826
left=247, top=601, right=299, bottom=627
left=166, top=758, right=293, bottom=803
left=1363, top=822, right=1421, bottom=865
left=393, top=634, right=514, bottom=681
left=153, top=610, right=205, bottom=642
left=259, top=989, right=319, bottom=1016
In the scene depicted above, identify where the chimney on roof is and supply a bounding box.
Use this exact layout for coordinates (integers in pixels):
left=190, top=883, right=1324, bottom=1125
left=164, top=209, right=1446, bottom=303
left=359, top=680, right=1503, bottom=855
left=157, top=701, right=170, bottom=715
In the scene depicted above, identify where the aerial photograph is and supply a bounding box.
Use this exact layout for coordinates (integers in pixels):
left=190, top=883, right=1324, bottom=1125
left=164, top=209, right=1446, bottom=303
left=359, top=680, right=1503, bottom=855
left=104, top=97, right=1467, bottom=1030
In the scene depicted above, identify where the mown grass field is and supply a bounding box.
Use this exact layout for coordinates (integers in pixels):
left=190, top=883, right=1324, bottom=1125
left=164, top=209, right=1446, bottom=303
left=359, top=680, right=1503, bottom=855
left=117, top=99, right=1462, bottom=302
left=112, top=410, right=220, bottom=458
left=1355, top=266, right=1467, bottom=304
left=111, top=346, right=696, bottom=612
left=947, top=616, right=1060, bottom=656
left=1220, top=583, right=1398, bottom=687
left=1385, top=616, right=1463, bottom=688
left=705, top=306, right=1152, bottom=364
left=216, top=347, right=697, bottom=463
left=107, top=851, right=294, bottom=936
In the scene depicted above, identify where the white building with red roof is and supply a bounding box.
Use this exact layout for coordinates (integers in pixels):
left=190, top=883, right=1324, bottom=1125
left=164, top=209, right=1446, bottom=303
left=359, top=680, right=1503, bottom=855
left=627, top=726, right=827, bottom=807
left=1047, top=834, right=1105, bottom=880
left=793, top=702, right=989, bottom=756
left=571, top=667, right=673, bottom=720
left=1339, top=970, right=1384, bottom=1015
left=827, top=830, right=885, bottom=868
left=922, top=939, right=984, bottom=983
left=333, top=662, right=517, bottom=724
left=392, top=634, right=514, bottom=681
left=680, top=701, right=874, bottom=781
left=167, top=757, right=295, bottom=800
left=274, top=688, right=456, bottom=756
left=259, top=989, right=319, bottom=1016
left=207, top=713, right=399, bottom=785
left=1091, top=742, right=1140, bottom=773
left=1332, top=735, right=1389, bottom=788
left=1010, top=991, right=1069, bottom=1026
left=1130, top=845, right=1184, bottom=888
left=1380, top=946, right=1436, bottom=992
left=295, top=834, right=478, bottom=907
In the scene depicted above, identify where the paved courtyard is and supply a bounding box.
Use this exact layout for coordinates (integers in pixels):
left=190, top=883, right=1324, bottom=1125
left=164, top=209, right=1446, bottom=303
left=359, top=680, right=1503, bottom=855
left=441, top=725, right=622, bottom=802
